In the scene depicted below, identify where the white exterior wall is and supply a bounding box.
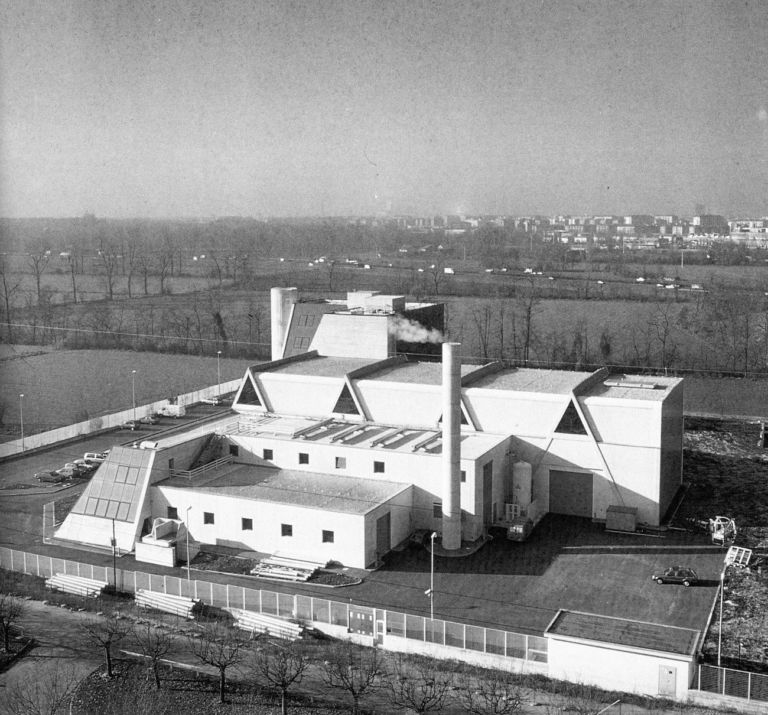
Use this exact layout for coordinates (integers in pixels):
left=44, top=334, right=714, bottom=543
left=363, top=487, right=414, bottom=565
left=154, top=486, right=370, bottom=567
left=547, top=637, right=694, bottom=700
left=355, top=381, right=442, bottom=427
left=224, top=434, right=509, bottom=539
left=464, top=390, right=565, bottom=434
left=258, top=374, right=345, bottom=417
left=311, top=314, right=393, bottom=359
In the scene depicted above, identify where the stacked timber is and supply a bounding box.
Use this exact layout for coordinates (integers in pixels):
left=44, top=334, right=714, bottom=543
left=45, top=573, right=108, bottom=598
left=229, top=608, right=303, bottom=640
left=135, top=589, right=201, bottom=619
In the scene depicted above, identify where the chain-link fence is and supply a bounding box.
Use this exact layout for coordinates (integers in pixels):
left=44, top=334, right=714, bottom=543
left=0, top=545, right=547, bottom=668
left=695, top=663, right=768, bottom=703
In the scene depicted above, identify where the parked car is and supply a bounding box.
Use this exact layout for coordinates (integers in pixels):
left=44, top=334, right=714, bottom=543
left=200, top=397, right=222, bottom=406
left=651, top=566, right=698, bottom=587
left=55, top=466, right=78, bottom=479
left=35, top=470, right=66, bottom=483
left=121, top=420, right=141, bottom=431
left=83, top=451, right=109, bottom=464
left=140, top=415, right=160, bottom=425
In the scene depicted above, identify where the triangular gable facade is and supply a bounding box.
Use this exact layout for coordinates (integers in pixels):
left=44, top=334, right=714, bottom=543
left=332, top=384, right=360, bottom=415
left=234, top=371, right=264, bottom=409
left=554, top=400, right=588, bottom=435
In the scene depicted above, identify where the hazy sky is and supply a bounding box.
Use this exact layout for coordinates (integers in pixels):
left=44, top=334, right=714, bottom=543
left=1, top=0, right=767, bottom=218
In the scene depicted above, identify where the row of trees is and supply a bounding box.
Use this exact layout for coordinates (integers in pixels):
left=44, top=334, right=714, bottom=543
left=0, top=593, right=528, bottom=715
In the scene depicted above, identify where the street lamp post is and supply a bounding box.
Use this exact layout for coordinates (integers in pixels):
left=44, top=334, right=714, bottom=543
left=217, top=350, right=222, bottom=399
left=186, top=506, right=192, bottom=594
left=718, top=565, right=726, bottom=666
left=19, top=394, right=24, bottom=451
left=131, top=370, right=137, bottom=422
left=426, top=531, right=437, bottom=621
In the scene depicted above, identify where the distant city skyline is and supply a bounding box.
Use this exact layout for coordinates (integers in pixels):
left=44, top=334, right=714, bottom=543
left=1, top=0, right=767, bottom=219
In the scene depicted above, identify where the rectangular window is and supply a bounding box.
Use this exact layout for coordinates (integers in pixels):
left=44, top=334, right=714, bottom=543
left=263, top=448, right=273, bottom=460
left=167, top=506, right=178, bottom=520
left=483, top=461, right=493, bottom=480
left=373, top=460, right=385, bottom=473
left=298, top=452, right=309, bottom=465
left=433, top=502, right=442, bottom=519
left=242, top=518, right=253, bottom=531
left=281, top=523, right=293, bottom=537
left=460, top=470, right=466, bottom=483
left=322, top=530, right=334, bottom=543
left=203, top=512, right=214, bottom=525
left=229, top=444, right=239, bottom=457
left=335, top=456, right=346, bottom=469
left=168, top=458, right=175, bottom=471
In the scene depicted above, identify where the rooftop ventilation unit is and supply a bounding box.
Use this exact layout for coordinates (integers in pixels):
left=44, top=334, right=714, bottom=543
left=604, top=379, right=660, bottom=390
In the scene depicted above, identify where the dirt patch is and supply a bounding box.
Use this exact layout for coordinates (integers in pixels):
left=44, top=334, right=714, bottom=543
left=191, top=552, right=259, bottom=575
left=678, top=417, right=768, bottom=667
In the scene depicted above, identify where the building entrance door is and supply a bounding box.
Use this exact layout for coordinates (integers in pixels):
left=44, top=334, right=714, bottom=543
left=658, top=665, right=676, bottom=697
left=376, top=512, right=391, bottom=557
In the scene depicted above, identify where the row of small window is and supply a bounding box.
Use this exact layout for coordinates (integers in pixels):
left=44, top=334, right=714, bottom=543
left=166, top=507, right=335, bottom=542
left=259, top=447, right=386, bottom=473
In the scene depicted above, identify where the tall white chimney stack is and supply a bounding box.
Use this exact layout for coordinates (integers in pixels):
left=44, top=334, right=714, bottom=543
left=441, top=342, right=462, bottom=550
left=270, top=287, right=298, bottom=361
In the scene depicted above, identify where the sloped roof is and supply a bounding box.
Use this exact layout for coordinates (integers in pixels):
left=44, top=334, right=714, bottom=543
left=69, top=446, right=153, bottom=522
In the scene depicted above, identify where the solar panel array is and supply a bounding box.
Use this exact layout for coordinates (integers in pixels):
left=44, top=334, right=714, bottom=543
left=71, top=446, right=153, bottom=523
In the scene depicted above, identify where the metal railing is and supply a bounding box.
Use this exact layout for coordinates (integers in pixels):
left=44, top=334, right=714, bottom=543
left=0, top=545, right=547, bottom=668
left=169, top=455, right=233, bottom=479
left=695, top=663, right=768, bottom=703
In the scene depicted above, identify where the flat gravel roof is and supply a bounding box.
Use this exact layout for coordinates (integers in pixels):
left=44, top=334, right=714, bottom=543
left=160, top=464, right=409, bottom=516
left=546, top=610, right=700, bottom=657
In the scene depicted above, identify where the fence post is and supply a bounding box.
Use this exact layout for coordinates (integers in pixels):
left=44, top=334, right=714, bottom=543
left=722, top=668, right=726, bottom=696
left=23, top=551, right=27, bottom=574
left=163, top=575, right=167, bottom=594
left=747, top=672, right=751, bottom=701
left=226, top=585, right=230, bottom=609
left=698, top=665, right=701, bottom=691
left=242, top=588, right=245, bottom=611
left=36, top=554, right=40, bottom=577
left=210, top=582, right=213, bottom=604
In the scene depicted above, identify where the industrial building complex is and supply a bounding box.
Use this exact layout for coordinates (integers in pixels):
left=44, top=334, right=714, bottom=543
left=50, top=287, right=714, bottom=701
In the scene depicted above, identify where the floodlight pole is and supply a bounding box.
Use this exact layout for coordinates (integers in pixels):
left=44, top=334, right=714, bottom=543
left=186, top=506, right=192, bottom=594
left=19, top=393, right=24, bottom=451
left=111, top=518, right=117, bottom=592
left=131, top=370, right=137, bottom=422
left=717, top=565, right=726, bottom=666
left=217, top=350, right=222, bottom=399
left=429, top=531, right=436, bottom=621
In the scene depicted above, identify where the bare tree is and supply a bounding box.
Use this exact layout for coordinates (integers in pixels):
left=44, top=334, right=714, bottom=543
left=386, top=657, right=454, bottom=713
left=321, top=643, right=384, bottom=715
left=457, top=672, right=523, bottom=714
left=81, top=615, right=130, bottom=678
left=252, top=641, right=307, bottom=715
left=472, top=304, right=493, bottom=360
left=4, top=660, right=80, bottom=715
left=187, top=622, right=248, bottom=703
left=97, top=242, right=120, bottom=301
left=27, top=251, right=50, bottom=304
left=0, top=592, right=25, bottom=652
left=155, top=249, right=173, bottom=295
left=131, top=622, right=173, bottom=689
left=0, top=255, right=22, bottom=341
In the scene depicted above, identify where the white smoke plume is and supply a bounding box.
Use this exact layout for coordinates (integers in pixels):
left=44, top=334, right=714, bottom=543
left=389, top=316, right=444, bottom=344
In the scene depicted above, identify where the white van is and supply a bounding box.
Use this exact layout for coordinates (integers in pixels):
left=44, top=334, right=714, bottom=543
left=83, top=451, right=109, bottom=464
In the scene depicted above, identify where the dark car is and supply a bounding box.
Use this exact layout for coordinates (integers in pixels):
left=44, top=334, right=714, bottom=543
left=651, top=566, right=698, bottom=587
left=140, top=415, right=160, bottom=425
left=121, top=420, right=141, bottom=431
left=35, top=470, right=67, bottom=483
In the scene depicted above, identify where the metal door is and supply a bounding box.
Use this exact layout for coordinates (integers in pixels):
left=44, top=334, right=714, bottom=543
left=658, top=665, right=676, bottom=697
